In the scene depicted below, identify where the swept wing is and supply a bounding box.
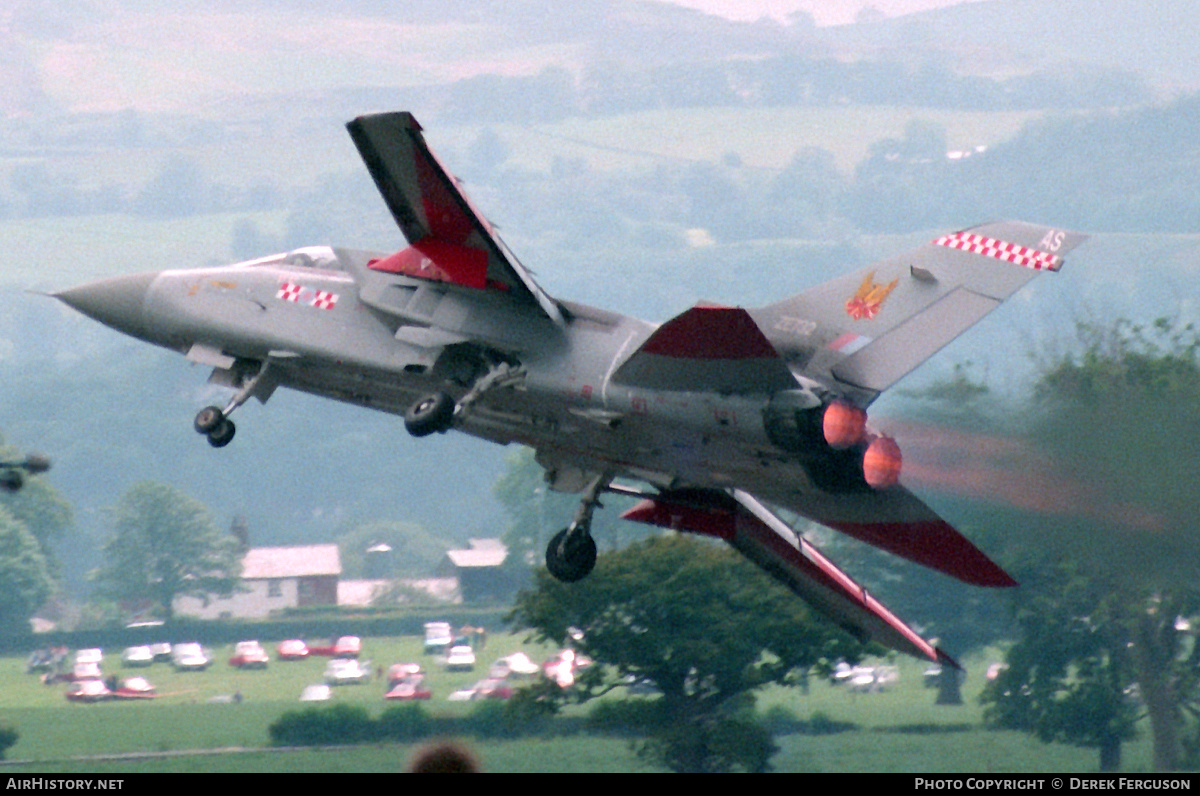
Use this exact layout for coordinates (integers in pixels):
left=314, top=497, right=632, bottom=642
left=621, top=487, right=958, bottom=664
left=347, top=111, right=562, bottom=323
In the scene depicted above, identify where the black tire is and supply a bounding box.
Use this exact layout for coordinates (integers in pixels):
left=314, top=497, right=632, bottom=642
left=194, top=406, right=224, bottom=434
left=545, top=528, right=597, bottom=583
left=404, top=392, right=456, bottom=437
left=207, top=418, right=236, bottom=448
left=0, top=469, right=24, bottom=492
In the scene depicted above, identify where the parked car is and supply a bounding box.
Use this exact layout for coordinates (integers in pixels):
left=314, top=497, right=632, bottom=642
left=150, top=643, right=173, bottom=662
left=121, top=645, right=154, bottom=668
left=489, top=652, right=540, bottom=680
left=276, top=639, right=309, bottom=661
left=65, top=679, right=111, bottom=702
left=26, top=648, right=57, bottom=674
left=448, top=678, right=513, bottom=701
left=71, top=662, right=102, bottom=681
left=112, top=676, right=157, bottom=699
left=543, top=649, right=589, bottom=688
left=385, top=679, right=432, bottom=701
left=299, top=684, right=332, bottom=702
left=324, top=658, right=371, bottom=685
left=310, top=636, right=361, bottom=658
left=423, top=622, right=453, bottom=655
left=75, top=648, right=103, bottom=665
left=387, top=663, right=422, bottom=686
left=229, top=640, right=269, bottom=669
left=470, top=678, right=514, bottom=700
left=445, top=645, right=476, bottom=672
left=172, top=642, right=211, bottom=671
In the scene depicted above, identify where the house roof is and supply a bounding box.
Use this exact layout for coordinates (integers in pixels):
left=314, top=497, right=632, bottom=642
left=242, top=544, right=342, bottom=579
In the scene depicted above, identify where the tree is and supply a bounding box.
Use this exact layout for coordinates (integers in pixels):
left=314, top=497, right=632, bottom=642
left=93, top=482, right=239, bottom=620
left=0, top=504, right=53, bottom=635
left=510, top=534, right=864, bottom=772
left=980, top=318, right=1200, bottom=771
left=335, top=519, right=447, bottom=580
left=981, top=561, right=1140, bottom=771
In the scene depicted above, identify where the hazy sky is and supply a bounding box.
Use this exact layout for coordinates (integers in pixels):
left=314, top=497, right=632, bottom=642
left=655, top=0, right=989, bottom=26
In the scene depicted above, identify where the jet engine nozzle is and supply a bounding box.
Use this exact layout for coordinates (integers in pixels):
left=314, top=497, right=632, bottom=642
left=862, top=436, right=902, bottom=490
left=823, top=402, right=867, bottom=449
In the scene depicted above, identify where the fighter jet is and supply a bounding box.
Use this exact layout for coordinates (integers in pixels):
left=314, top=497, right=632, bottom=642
left=56, top=112, right=1086, bottom=663
left=0, top=452, right=51, bottom=492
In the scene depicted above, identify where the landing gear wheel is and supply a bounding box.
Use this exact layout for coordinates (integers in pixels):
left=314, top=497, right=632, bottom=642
left=207, top=418, right=236, bottom=448
left=194, top=406, right=225, bottom=434
left=404, top=392, right=455, bottom=437
left=545, top=527, right=597, bottom=583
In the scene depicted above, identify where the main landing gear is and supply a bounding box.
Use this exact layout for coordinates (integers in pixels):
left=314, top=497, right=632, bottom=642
left=544, top=475, right=608, bottom=583
left=403, top=361, right=524, bottom=438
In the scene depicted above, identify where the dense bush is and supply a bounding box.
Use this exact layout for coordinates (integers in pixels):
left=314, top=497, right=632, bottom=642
left=0, top=721, right=18, bottom=760
left=586, top=698, right=668, bottom=735
left=268, top=704, right=377, bottom=746
left=377, top=703, right=432, bottom=742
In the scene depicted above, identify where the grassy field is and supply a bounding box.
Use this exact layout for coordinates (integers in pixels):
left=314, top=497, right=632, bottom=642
left=0, top=635, right=1156, bottom=773
left=477, top=106, right=1044, bottom=175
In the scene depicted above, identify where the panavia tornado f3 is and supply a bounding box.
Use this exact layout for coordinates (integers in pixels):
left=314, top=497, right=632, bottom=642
left=56, top=112, right=1087, bottom=664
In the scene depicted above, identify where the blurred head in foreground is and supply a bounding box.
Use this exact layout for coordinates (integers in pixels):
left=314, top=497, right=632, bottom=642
left=409, top=741, right=479, bottom=773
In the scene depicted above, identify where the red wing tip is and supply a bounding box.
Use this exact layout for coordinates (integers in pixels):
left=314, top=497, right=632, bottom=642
left=936, top=648, right=962, bottom=670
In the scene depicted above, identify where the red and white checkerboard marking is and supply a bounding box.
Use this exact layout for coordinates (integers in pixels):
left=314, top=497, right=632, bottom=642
left=311, top=291, right=338, bottom=309
left=277, top=282, right=303, bottom=302
left=277, top=281, right=338, bottom=309
left=935, top=232, right=1062, bottom=271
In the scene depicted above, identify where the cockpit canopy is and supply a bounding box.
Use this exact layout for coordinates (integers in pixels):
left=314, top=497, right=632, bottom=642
left=237, top=246, right=342, bottom=271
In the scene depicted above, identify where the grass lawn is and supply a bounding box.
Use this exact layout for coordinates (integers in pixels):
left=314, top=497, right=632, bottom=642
left=0, top=636, right=1158, bottom=773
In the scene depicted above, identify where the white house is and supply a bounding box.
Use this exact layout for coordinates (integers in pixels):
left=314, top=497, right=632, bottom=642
left=173, top=544, right=342, bottom=620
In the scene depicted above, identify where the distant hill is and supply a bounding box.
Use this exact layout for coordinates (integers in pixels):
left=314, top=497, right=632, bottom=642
left=818, top=0, right=1200, bottom=92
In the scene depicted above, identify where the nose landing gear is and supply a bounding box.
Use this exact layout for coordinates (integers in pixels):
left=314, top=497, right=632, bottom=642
left=194, top=405, right=236, bottom=448
left=193, top=359, right=273, bottom=448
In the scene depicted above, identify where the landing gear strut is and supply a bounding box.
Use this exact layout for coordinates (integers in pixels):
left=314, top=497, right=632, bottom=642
left=545, top=474, right=609, bottom=583
left=193, top=359, right=272, bottom=448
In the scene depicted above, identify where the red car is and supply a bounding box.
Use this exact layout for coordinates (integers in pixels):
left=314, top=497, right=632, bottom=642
left=276, top=639, right=309, bottom=661
left=310, top=636, right=361, bottom=658
left=385, top=679, right=432, bottom=701
left=387, top=663, right=422, bottom=686
left=112, top=676, right=157, bottom=700
left=65, top=680, right=111, bottom=702
left=229, top=640, right=269, bottom=669
left=471, top=678, right=514, bottom=700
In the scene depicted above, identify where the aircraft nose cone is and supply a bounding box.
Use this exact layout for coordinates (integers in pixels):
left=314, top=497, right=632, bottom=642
left=54, top=271, right=159, bottom=340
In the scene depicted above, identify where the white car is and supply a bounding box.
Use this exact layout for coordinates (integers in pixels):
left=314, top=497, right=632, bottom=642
left=445, top=645, right=476, bottom=672
left=424, top=622, right=453, bottom=654
left=323, top=658, right=371, bottom=685
left=75, top=648, right=103, bottom=665
left=121, top=645, right=154, bottom=668
left=172, top=642, right=211, bottom=671
left=300, top=684, right=332, bottom=702
left=489, top=652, right=540, bottom=679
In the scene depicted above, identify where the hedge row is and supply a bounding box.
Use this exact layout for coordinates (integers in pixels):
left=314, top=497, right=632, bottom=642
left=0, top=607, right=510, bottom=655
